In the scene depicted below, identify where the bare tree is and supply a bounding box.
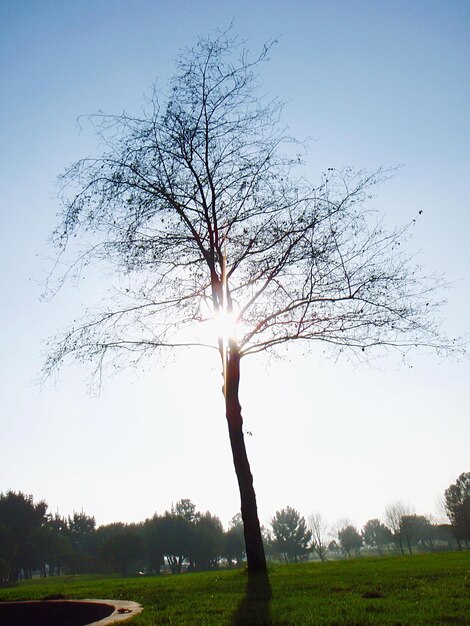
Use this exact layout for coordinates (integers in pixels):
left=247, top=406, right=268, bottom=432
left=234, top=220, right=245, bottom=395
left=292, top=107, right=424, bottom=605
left=308, top=512, right=329, bottom=562
left=384, top=502, right=414, bottom=555
left=44, top=31, right=457, bottom=574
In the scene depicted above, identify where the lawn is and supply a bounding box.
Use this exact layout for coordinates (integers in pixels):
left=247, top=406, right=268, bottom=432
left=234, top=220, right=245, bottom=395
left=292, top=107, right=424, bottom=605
left=0, top=552, right=469, bottom=624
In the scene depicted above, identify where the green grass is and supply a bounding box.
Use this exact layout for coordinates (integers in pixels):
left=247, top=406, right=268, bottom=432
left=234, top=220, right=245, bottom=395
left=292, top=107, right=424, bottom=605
left=1, top=552, right=469, bottom=624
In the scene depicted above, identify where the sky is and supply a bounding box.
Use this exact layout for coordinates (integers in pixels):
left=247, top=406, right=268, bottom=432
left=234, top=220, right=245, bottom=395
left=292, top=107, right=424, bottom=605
left=0, top=0, right=469, bottom=533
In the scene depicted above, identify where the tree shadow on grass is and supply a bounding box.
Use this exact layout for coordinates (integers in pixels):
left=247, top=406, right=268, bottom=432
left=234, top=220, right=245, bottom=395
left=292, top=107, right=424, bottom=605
left=231, top=572, right=272, bottom=625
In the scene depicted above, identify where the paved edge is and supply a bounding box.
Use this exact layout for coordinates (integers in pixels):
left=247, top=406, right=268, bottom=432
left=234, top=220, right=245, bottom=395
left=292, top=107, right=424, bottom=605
left=80, top=599, right=143, bottom=625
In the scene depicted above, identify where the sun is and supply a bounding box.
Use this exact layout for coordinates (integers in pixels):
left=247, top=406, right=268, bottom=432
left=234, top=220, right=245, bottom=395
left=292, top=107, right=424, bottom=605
left=214, top=306, right=239, bottom=344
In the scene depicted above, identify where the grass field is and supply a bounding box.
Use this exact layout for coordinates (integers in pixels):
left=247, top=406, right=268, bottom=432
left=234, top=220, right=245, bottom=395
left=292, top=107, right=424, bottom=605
left=0, top=552, right=469, bottom=624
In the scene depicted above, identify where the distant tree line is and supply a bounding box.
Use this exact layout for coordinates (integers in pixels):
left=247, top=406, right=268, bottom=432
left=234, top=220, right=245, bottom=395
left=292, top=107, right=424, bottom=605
left=0, top=472, right=468, bottom=580
left=265, top=473, right=469, bottom=563
left=0, top=495, right=244, bottom=582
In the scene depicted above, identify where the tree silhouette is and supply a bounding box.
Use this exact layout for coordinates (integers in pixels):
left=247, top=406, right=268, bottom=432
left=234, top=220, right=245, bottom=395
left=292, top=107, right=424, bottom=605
left=385, top=501, right=414, bottom=556
left=308, top=512, right=329, bottom=561
left=45, top=31, right=456, bottom=573
left=271, top=506, right=311, bottom=563
left=0, top=491, right=48, bottom=580
left=362, top=518, right=393, bottom=555
left=67, top=511, right=97, bottom=573
left=99, top=523, right=144, bottom=575
left=445, top=472, right=470, bottom=547
left=399, top=514, right=434, bottom=554
left=158, top=511, right=193, bottom=574
left=143, top=514, right=166, bottom=575
left=189, top=511, right=224, bottom=571
left=338, top=524, right=363, bottom=558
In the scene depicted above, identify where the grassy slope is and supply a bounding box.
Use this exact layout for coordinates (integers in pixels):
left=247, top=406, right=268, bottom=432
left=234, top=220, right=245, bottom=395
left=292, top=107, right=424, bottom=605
left=0, top=552, right=469, bottom=624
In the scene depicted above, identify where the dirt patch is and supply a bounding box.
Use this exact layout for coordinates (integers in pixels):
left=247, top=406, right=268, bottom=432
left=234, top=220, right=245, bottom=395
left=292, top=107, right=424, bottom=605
left=362, top=590, right=384, bottom=599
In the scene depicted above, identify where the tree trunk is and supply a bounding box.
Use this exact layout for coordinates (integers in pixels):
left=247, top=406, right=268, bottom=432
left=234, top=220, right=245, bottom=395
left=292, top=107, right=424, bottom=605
left=225, top=346, right=267, bottom=574
left=397, top=536, right=405, bottom=556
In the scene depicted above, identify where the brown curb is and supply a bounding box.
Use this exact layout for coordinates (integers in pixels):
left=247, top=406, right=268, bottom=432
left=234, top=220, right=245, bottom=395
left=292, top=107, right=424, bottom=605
left=80, top=599, right=143, bottom=625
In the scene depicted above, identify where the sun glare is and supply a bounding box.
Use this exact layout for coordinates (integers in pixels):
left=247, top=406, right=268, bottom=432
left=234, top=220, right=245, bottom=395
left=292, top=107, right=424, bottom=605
left=215, top=307, right=239, bottom=343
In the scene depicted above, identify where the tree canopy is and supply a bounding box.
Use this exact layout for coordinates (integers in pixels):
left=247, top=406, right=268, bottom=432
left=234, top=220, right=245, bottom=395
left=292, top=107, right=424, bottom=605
left=46, top=32, right=454, bottom=378
left=338, top=524, right=363, bottom=558
left=445, top=472, right=470, bottom=544
left=270, top=506, right=311, bottom=563
left=362, top=518, right=393, bottom=555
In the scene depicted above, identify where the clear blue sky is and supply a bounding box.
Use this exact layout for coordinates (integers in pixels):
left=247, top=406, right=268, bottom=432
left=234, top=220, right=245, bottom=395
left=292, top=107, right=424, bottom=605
left=1, top=0, right=469, bottom=531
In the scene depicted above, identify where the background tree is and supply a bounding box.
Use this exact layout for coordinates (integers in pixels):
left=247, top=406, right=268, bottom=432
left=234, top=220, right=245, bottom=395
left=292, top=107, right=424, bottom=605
left=308, top=512, right=329, bottom=562
left=158, top=510, right=193, bottom=574
left=222, top=515, right=245, bottom=568
left=0, top=521, right=15, bottom=582
left=172, top=499, right=198, bottom=524
left=143, top=514, right=166, bottom=575
left=67, top=511, right=97, bottom=573
left=433, top=523, right=458, bottom=549
left=362, top=518, right=393, bottom=555
left=0, top=491, right=48, bottom=580
left=0, top=558, right=10, bottom=584
left=271, top=506, right=312, bottom=563
left=399, top=514, right=434, bottom=554
left=444, top=472, right=470, bottom=548
left=384, top=502, right=413, bottom=556
left=45, top=514, right=73, bottom=576
left=99, top=523, right=145, bottom=575
left=338, top=524, right=363, bottom=558
left=189, top=511, right=224, bottom=571
left=45, top=31, right=456, bottom=574
left=30, top=524, right=66, bottom=578
left=327, top=539, right=340, bottom=558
